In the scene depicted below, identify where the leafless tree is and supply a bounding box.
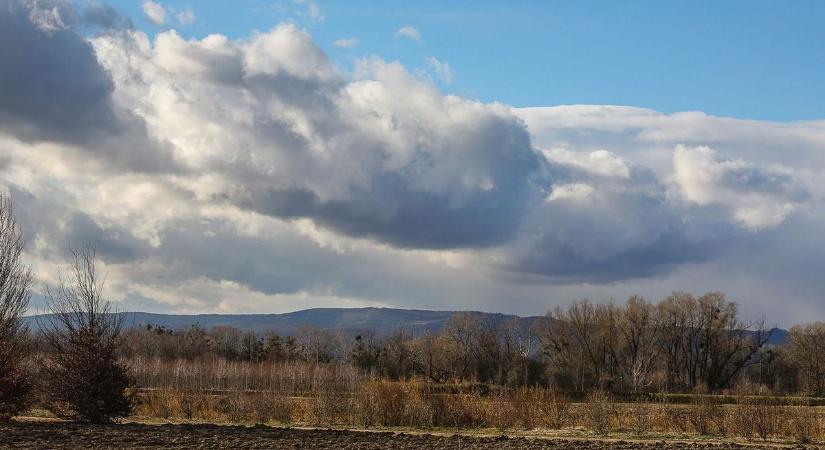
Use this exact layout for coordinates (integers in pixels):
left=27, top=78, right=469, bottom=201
left=0, top=195, right=33, bottom=420
left=536, top=300, right=620, bottom=390
left=658, top=292, right=768, bottom=391
left=617, top=296, right=661, bottom=393
left=42, top=246, right=135, bottom=422
left=788, top=322, right=825, bottom=396
left=410, top=330, right=459, bottom=383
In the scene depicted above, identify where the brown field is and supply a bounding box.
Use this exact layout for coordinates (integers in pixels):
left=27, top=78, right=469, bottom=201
left=2, top=420, right=820, bottom=450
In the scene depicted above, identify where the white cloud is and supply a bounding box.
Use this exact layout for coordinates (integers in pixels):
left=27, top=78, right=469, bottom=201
left=542, top=148, right=631, bottom=178
left=294, top=0, right=323, bottom=22
left=425, top=56, right=453, bottom=84
left=546, top=183, right=594, bottom=202
left=176, top=7, right=195, bottom=26
left=672, top=145, right=806, bottom=230
left=141, top=0, right=166, bottom=25
left=5, top=1, right=825, bottom=324
left=394, top=25, right=421, bottom=42
left=333, top=37, right=359, bottom=49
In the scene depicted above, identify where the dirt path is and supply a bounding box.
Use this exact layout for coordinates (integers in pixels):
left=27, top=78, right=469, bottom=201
left=0, top=421, right=817, bottom=449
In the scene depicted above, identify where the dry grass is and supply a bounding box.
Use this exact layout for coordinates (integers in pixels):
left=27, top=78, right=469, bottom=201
left=126, top=358, right=824, bottom=444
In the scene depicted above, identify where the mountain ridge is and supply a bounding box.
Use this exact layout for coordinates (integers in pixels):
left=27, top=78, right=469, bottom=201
left=25, top=306, right=788, bottom=345
left=26, top=307, right=542, bottom=336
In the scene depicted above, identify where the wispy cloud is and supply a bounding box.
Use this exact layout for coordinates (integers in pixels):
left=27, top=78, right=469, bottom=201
left=426, top=56, right=453, bottom=84
left=333, top=37, right=359, bottom=49
left=141, top=0, right=166, bottom=25
left=294, top=0, right=323, bottom=22
left=176, top=7, right=196, bottom=26
left=394, top=25, right=421, bottom=42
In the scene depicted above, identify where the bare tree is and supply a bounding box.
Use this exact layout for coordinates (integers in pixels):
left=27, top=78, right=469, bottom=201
left=658, top=292, right=768, bottom=391
left=410, top=331, right=459, bottom=383
left=0, top=195, right=33, bottom=420
left=536, top=300, right=620, bottom=390
left=788, top=322, right=825, bottom=396
left=616, top=296, right=661, bottom=393
left=42, top=246, right=135, bottom=422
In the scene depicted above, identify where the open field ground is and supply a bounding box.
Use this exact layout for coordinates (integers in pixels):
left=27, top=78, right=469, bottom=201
left=2, top=420, right=821, bottom=450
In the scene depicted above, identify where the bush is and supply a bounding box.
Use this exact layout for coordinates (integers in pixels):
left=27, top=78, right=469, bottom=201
left=44, top=331, right=136, bottom=422
left=751, top=401, right=782, bottom=441
left=510, top=387, right=570, bottom=430
left=585, top=390, right=614, bottom=435
left=729, top=402, right=755, bottom=439
left=786, top=403, right=822, bottom=444
left=217, top=392, right=250, bottom=423
left=628, top=402, right=653, bottom=436
left=251, top=391, right=294, bottom=424
left=688, top=395, right=726, bottom=435
left=0, top=366, right=31, bottom=421
left=42, top=247, right=136, bottom=423
left=485, top=390, right=517, bottom=431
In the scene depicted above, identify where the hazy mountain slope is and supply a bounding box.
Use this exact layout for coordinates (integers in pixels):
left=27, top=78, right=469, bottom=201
left=27, top=307, right=540, bottom=336
left=26, top=307, right=787, bottom=345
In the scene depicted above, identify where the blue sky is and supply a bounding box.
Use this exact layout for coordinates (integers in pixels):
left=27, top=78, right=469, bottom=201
left=105, top=0, right=825, bottom=121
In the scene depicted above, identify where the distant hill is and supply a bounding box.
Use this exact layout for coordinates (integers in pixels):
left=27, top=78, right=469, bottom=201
left=765, top=327, right=789, bottom=347
left=27, top=307, right=540, bottom=336
left=25, top=307, right=789, bottom=345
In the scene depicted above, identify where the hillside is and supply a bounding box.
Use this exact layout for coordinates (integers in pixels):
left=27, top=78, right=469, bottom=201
left=26, top=307, right=788, bottom=345
left=27, top=307, right=539, bottom=336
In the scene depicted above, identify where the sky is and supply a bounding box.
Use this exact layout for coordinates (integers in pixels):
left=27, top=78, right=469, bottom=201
left=1, top=0, right=825, bottom=326
left=106, top=0, right=825, bottom=121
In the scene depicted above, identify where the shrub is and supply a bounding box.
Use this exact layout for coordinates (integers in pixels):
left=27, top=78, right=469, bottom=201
left=751, top=401, right=782, bottom=441
left=729, top=402, right=755, bottom=439
left=688, top=395, right=726, bottom=435
left=509, top=387, right=570, bottom=430
left=785, top=403, right=822, bottom=444
left=628, top=402, right=653, bottom=436
left=663, top=404, right=690, bottom=434
left=217, top=392, right=250, bottom=423
left=584, top=390, right=614, bottom=435
left=251, top=391, right=294, bottom=424
left=485, top=390, right=517, bottom=431
left=0, top=366, right=31, bottom=421
left=42, top=247, right=136, bottom=423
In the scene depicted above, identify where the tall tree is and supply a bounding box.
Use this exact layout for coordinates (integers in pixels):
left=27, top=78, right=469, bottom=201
left=0, top=195, right=33, bottom=420
left=788, top=322, right=825, bottom=396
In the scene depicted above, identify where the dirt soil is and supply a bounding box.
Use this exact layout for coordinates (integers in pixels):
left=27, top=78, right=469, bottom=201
left=0, top=421, right=818, bottom=449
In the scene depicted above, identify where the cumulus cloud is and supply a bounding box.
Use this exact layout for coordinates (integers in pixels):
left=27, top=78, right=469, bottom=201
left=543, top=148, right=631, bottom=179
left=0, top=0, right=174, bottom=171
left=3, top=1, right=825, bottom=324
left=141, top=0, right=166, bottom=25
left=333, top=37, right=358, bottom=48
left=394, top=25, right=421, bottom=42
left=93, top=28, right=540, bottom=248
left=672, top=145, right=807, bottom=230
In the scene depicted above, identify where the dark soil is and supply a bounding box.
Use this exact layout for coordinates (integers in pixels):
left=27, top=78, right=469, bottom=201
left=0, top=421, right=816, bottom=449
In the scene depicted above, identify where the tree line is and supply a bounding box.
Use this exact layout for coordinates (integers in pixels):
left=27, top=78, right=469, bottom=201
left=2, top=194, right=825, bottom=424
left=118, top=295, right=824, bottom=396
